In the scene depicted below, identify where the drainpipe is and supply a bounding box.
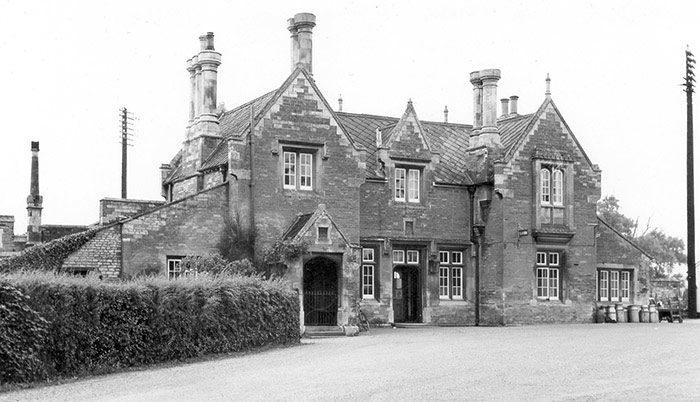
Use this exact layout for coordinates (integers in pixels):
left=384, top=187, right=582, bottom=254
left=248, top=105, right=256, bottom=258
left=468, top=186, right=482, bottom=326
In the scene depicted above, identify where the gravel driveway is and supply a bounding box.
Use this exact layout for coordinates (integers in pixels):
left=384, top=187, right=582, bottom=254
left=2, top=321, right=700, bottom=402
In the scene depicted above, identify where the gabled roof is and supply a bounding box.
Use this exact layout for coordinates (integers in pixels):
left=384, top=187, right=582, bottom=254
left=384, top=100, right=433, bottom=161
left=199, top=67, right=360, bottom=172
left=281, top=204, right=353, bottom=248
left=597, top=216, right=655, bottom=261
left=499, top=97, right=596, bottom=169
left=335, top=112, right=474, bottom=185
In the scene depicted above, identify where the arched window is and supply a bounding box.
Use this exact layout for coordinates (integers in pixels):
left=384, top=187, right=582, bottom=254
left=552, top=169, right=563, bottom=206
left=540, top=169, right=551, bottom=204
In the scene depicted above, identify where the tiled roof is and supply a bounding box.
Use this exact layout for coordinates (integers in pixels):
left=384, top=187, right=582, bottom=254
left=200, top=90, right=278, bottom=171
left=498, top=114, right=535, bottom=160
left=335, top=112, right=475, bottom=185
left=283, top=213, right=314, bottom=240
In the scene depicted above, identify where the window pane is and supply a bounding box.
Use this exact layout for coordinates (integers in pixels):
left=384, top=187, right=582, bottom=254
left=552, top=169, right=563, bottom=205
left=549, top=252, right=559, bottom=266
left=600, top=270, right=609, bottom=301
left=439, top=267, right=449, bottom=297
left=452, top=267, right=463, bottom=298
left=395, top=168, right=406, bottom=201
left=541, top=169, right=551, bottom=204
left=299, top=153, right=313, bottom=190
left=362, top=248, right=374, bottom=262
left=283, top=152, right=296, bottom=188
left=393, top=250, right=404, bottom=263
left=407, top=250, right=419, bottom=264
left=610, top=271, right=619, bottom=300
left=621, top=271, right=630, bottom=300
left=549, top=268, right=559, bottom=299
left=537, top=267, right=548, bottom=297
left=439, top=251, right=450, bottom=264
left=536, top=252, right=547, bottom=266
left=408, top=169, right=420, bottom=202
left=362, top=265, right=374, bottom=297
left=452, top=252, right=463, bottom=265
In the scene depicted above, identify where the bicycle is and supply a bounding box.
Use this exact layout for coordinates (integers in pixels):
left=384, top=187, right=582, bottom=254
left=351, top=298, right=370, bottom=332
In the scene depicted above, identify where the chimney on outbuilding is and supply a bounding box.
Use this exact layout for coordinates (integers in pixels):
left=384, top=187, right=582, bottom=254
left=288, top=13, right=316, bottom=74
left=26, top=141, right=43, bottom=246
left=509, top=95, right=519, bottom=116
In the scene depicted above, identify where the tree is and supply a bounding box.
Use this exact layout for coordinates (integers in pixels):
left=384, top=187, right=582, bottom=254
left=597, top=195, right=687, bottom=278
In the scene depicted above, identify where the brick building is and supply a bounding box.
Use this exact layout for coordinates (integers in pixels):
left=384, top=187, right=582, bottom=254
left=2, top=13, right=655, bottom=327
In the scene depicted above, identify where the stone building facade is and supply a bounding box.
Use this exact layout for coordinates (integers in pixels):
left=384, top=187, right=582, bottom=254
left=2, top=13, right=654, bottom=327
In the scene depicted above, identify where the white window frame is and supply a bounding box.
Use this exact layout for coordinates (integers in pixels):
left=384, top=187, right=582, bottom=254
left=362, top=264, right=374, bottom=299
left=395, top=168, right=406, bottom=201
left=552, top=169, right=563, bottom=206
left=598, top=268, right=632, bottom=302
left=439, top=249, right=465, bottom=300
left=283, top=152, right=296, bottom=189
left=407, top=169, right=420, bottom=202
left=167, top=257, right=182, bottom=280
left=536, top=251, right=560, bottom=300
left=362, top=248, right=375, bottom=262
left=299, top=153, right=313, bottom=190
left=395, top=167, right=420, bottom=202
left=406, top=250, right=419, bottom=264
left=540, top=169, right=551, bottom=204
left=283, top=150, right=313, bottom=191
left=393, top=250, right=405, bottom=263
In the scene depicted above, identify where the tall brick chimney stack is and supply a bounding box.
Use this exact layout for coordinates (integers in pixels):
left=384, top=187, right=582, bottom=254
left=288, top=13, right=316, bottom=74
left=180, top=33, right=222, bottom=175
left=186, top=33, right=221, bottom=138
left=26, top=141, right=43, bottom=245
left=469, top=69, right=502, bottom=147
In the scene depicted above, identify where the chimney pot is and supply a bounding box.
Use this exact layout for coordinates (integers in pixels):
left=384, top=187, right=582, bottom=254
left=338, top=94, right=343, bottom=112
left=31, top=141, right=39, bottom=151
left=205, top=32, right=215, bottom=50
left=500, top=98, right=509, bottom=118
left=509, top=95, right=519, bottom=116
left=444, top=105, right=449, bottom=123
left=288, top=13, right=316, bottom=74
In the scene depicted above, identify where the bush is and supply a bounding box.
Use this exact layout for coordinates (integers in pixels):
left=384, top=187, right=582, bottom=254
left=0, top=282, right=48, bottom=383
left=1, top=271, right=300, bottom=384
left=181, top=254, right=258, bottom=277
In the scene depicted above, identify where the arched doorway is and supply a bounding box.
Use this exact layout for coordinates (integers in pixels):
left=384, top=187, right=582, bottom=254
left=303, top=256, right=338, bottom=326
left=393, top=266, right=421, bottom=323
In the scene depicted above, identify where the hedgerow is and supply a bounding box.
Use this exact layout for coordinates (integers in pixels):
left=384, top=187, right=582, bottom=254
left=0, top=229, right=98, bottom=273
left=1, top=271, right=300, bottom=384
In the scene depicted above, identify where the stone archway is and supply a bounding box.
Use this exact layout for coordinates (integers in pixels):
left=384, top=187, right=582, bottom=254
left=303, top=256, right=338, bottom=326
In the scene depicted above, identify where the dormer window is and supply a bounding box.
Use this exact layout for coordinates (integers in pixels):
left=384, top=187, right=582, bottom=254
left=395, top=167, right=420, bottom=203
left=283, top=151, right=314, bottom=191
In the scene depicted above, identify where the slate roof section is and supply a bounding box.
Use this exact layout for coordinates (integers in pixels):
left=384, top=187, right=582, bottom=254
left=282, top=213, right=314, bottom=240
left=335, top=112, right=475, bottom=185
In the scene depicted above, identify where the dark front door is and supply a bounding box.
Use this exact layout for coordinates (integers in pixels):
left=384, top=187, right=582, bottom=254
left=303, top=257, right=338, bottom=326
left=393, top=266, right=420, bottom=323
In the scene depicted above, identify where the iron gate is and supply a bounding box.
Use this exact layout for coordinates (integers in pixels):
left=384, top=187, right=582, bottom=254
left=303, top=290, right=338, bottom=325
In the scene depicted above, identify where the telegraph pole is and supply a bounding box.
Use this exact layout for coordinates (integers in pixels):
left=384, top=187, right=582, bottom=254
left=685, top=48, right=697, bottom=318
left=119, top=107, right=134, bottom=199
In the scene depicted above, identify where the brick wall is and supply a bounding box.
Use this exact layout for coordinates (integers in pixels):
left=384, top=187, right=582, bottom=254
left=120, top=183, right=229, bottom=278
left=100, top=198, right=166, bottom=224
left=481, top=103, right=602, bottom=324
left=62, top=226, right=122, bottom=278
left=245, top=74, right=366, bottom=256
left=40, top=225, right=89, bottom=242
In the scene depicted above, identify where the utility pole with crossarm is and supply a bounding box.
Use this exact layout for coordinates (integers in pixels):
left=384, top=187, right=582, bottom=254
left=685, top=48, right=697, bottom=318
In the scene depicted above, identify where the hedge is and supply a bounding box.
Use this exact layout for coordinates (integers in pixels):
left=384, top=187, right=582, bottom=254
left=1, top=271, right=300, bottom=384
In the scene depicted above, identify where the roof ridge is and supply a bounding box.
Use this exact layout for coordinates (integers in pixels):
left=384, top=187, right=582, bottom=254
left=221, top=89, right=277, bottom=118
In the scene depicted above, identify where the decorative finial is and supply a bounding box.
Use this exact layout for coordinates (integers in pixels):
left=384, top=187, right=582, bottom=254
left=338, top=94, right=343, bottom=112
left=545, top=73, right=551, bottom=97
left=444, top=105, right=449, bottom=123
left=408, top=98, right=413, bottom=106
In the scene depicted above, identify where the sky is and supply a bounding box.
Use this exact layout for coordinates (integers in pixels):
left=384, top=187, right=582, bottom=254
left=0, top=0, right=699, bottom=263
